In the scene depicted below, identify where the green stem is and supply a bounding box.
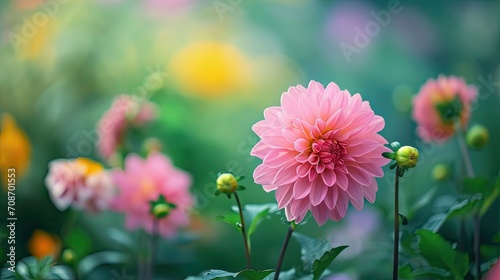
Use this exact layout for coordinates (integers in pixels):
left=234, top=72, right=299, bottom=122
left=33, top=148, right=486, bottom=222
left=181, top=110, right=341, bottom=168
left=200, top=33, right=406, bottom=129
left=393, top=166, right=400, bottom=280
left=145, top=219, right=159, bottom=280
left=473, top=213, right=481, bottom=280
left=234, top=192, right=252, bottom=269
left=456, top=126, right=480, bottom=279
left=274, top=223, right=295, bottom=280
left=456, top=127, right=475, bottom=177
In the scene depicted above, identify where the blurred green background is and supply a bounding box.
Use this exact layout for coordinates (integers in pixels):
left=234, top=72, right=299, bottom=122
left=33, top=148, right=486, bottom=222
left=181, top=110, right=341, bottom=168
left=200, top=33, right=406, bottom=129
left=0, top=0, right=499, bottom=279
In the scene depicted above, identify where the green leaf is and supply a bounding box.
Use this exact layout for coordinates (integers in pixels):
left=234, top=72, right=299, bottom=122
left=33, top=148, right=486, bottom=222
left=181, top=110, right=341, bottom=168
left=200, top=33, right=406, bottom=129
left=65, top=228, right=93, bottom=257
left=390, top=141, right=401, bottom=151
left=244, top=204, right=278, bottom=237
left=399, top=213, right=409, bottom=225
left=216, top=212, right=242, bottom=232
left=262, top=268, right=298, bottom=280
left=77, top=251, right=129, bottom=276
left=292, top=232, right=343, bottom=272
left=410, top=187, right=437, bottom=217
left=462, top=177, right=489, bottom=194
left=400, top=265, right=453, bottom=280
left=492, top=231, right=500, bottom=243
left=479, top=176, right=500, bottom=216
left=422, top=194, right=482, bottom=232
left=312, top=246, right=348, bottom=280
left=416, top=230, right=469, bottom=279
left=198, top=269, right=275, bottom=280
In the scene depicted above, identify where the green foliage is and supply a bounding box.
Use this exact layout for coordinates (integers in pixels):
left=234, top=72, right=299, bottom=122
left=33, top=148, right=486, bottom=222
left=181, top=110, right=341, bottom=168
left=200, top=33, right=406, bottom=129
left=293, top=232, right=347, bottom=278
left=188, top=269, right=275, bottom=280
left=216, top=204, right=279, bottom=240
left=312, top=246, right=348, bottom=280
left=78, top=251, right=129, bottom=277
left=416, top=230, right=469, bottom=279
left=422, top=194, right=482, bottom=232
left=65, top=227, right=93, bottom=258
left=1, top=257, right=73, bottom=280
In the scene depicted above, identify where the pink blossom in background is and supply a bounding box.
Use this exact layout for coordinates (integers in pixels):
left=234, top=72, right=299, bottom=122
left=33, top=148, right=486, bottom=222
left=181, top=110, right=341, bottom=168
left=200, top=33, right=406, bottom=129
left=324, top=273, right=357, bottom=280
left=143, top=0, right=194, bottom=18
left=328, top=209, right=380, bottom=259
left=485, top=258, right=500, bottom=280
left=110, top=153, right=193, bottom=237
left=324, top=2, right=373, bottom=45
left=45, top=158, right=114, bottom=213
left=412, top=76, right=477, bottom=143
left=251, top=80, right=390, bottom=225
left=97, top=95, right=157, bottom=159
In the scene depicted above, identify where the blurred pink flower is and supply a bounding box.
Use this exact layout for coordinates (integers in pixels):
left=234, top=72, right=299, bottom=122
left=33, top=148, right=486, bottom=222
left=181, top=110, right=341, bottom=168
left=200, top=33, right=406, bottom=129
left=143, top=0, right=194, bottom=18
left=110, top=153, right=193, bottom=237
left=97, top=95, right=156, bottom=159
left=485, top=258, right=500, bottom=280
left=251, top=80, right=390, bottom=225
left=328, top=209, right=380, bottom=259
left=45, top=158, right=114, bottom=212
left=412, top=76, right=477, bottom=142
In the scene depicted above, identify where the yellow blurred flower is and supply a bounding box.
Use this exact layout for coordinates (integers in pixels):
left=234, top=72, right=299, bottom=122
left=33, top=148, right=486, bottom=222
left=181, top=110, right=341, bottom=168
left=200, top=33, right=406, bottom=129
left=0, top=113, right=31, bottom=186
left=10, top=16, right=58, bottom=61
left=74, top=157, right=104, bottom=177
left=28, top=230, right=61, bottom=260
left=170, top=41, right=252, bottom=98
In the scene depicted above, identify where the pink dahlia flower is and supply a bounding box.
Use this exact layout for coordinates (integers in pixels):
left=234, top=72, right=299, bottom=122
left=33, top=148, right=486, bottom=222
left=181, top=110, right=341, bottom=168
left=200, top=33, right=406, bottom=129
left=412, top=76, right=477, bottom=142
left=97, top=95, right=157, bottom=159
left=45, top=158, right=114, bottom=212
left=110, top=153, right=193, bottom=237
left=486, top=258, right=500, bottom=280
left=251, top=80, right=390, bottom=225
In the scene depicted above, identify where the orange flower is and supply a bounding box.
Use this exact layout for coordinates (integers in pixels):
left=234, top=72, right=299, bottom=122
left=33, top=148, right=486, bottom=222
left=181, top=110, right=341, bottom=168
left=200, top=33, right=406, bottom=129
left=28, top=230, right=61, bottom=260
left=0, top=113, right=31, bottom=187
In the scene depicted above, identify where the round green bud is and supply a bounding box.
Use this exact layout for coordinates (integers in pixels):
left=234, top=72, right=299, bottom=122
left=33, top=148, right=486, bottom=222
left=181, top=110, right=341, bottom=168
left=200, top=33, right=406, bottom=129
left=62, top=249, right=76, bottom=263
left=152, top=204, right=171, bottom=219
left=395, top=146, right=419, bottom=169
left=216, top=173, right=238, bottom=194
left=432, top=164, right=450, bottom=182
left=466, top=124, right=489, bottom=149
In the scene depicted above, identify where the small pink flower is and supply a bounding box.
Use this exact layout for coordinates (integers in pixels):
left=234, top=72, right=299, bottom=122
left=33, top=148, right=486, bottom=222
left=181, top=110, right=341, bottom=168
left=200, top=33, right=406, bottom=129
left=45, top=158, right=114, bottom=212
left=412, top=76, right=477, bottom=142
left=251, top=80, right=390, bottom=225
left=485, top=258, right=500, bottom=280
left=97, top=95, right=157, bottom=159
left=110, top=153, right=193, bottom=237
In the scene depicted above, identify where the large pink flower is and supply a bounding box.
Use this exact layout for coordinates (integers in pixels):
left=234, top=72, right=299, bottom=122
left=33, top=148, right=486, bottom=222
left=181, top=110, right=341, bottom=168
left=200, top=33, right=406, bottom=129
left=45, top=158, right=114, bottom=212
left=485, top=258, right=500, bottom=280
left=110, top=153, right=193, bottom=237
left=412, top=76, right=477, bottom=142
left=97, top=95, right=156, bottom=159
left=251, top=80, right=390, bottom=225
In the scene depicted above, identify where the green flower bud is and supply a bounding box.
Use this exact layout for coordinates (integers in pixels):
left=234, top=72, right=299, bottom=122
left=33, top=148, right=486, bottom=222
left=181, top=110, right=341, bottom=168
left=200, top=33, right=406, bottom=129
left=466, top=124, right=489, bottom=149
left=149, top=194, right=175, bottom=219
left=216, top=173, right=238, bottom=194
left=432, top=163, right=450, bottom=181
left=62, top=249, right=76, bottom=264
left=395, top=146, right=419, bottom=169
left=152, top=204, right=171, bottom=219
left=143, top=137, right=163, bottom=154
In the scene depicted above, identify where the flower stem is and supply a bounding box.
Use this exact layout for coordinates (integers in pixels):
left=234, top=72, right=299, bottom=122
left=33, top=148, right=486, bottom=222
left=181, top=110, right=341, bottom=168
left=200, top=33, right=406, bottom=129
left=457, top=128, right=481, bottom=279
left=274, top=223, right=295, bottom=280
left=145, top=219, right=159, bottom=280
left=234, top=192, right=252, bottom=269
left=473, top=213, right=481, bottom=280
left=393, top=166, right=400, bottom=280
left=456, top=128, right=475, bottom=177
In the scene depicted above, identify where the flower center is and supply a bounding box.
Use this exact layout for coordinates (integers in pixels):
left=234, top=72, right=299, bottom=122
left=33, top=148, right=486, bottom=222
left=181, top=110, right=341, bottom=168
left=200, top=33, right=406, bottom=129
left=311, top=139, right=346, bottom=165
left=435, top=95, right=463, bottom=123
